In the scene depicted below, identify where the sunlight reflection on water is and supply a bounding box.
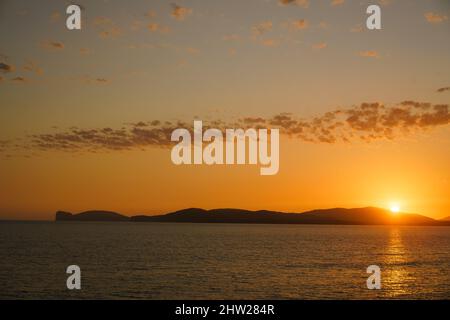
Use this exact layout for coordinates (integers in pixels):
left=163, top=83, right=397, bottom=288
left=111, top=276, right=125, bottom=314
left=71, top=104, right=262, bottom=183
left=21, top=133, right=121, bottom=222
left=382, top=228, right=415, bottom=297
left=0, top=222, right=449, bottom=299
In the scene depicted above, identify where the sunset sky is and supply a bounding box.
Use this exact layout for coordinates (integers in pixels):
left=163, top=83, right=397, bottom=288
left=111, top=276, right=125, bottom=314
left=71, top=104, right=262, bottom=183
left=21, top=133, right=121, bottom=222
left=0, top=0, right=449, bottom=220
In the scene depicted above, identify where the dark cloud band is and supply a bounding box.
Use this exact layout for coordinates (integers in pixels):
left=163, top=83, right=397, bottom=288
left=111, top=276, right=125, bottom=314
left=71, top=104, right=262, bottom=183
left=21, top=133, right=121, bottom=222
left=2, top=101, right=448, bottom=155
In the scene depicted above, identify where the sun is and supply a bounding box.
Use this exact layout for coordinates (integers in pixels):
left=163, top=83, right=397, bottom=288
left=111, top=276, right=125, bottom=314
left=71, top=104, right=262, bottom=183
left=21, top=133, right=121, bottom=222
left=390, top=204, right=400, bottom=214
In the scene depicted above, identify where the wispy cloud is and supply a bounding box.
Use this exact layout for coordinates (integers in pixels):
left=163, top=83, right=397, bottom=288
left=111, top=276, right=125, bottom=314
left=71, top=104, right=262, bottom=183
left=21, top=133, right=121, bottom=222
left=171, top=3, right=192, bottom=21
left=79, top=48, right=90, bottom=55
left=94, top=17, right=122, bottom=39
left=252, top=21, right=273, bottom=36
left=425, top=12, right=448, bottom=24
left=331, top=0, right=345, bottom=6
left=99, top=27, right=122, bottom=39
left=437, top=86, right=450, bottom=93
left=359, top=50, right=379, bottom=58
left=10, top=101, right=448, bottom=155
left=312, top=42, right=327, bottom=50
left=267, top=101, right=449, bottom=143
left=22, top=61, right=43, bottom=75
left=11, top=76, right=27, bottom=83
left=378, top=0, right=391, bottom=6
left=29, top=124, right=175, bottom=152
left=79, top=76, right=110, bottom=85
left=260, top=39, right=278, bottom=47
left=147, top=23, right=170, bottom=33
left=279, top=0, right=309, bottom=8
left=0, top=62, right=15, bottom=73
left=40, top=41, right=65, bottom=50
left=291, top=19, right=309, bottom=30
left=0, top=140, right=10, bottom=153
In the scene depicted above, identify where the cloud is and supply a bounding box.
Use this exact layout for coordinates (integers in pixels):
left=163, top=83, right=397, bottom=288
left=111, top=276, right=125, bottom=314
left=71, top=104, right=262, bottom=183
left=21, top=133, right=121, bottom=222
left=242, top=117, right=266, bottom=124
left=11, top=76, right=27, bottom=83
left=80, top=76, right=110, bottom=85
left=13, top=101, right=447, bottom=155
left=273, top=101, right=449, bottom=143
left=94, top=17, right=122, bottom=38
left=279, top=0, right=309, bottom=8
left=79, top=48, right=90, bottom=55
left=94, top=17, right=111, bottom=25
left=22, top=61, right=43, bottom=75
left=41, top=41, right=65, bottom=50
left=99, top=27, right=122, bottom=39
left=378, top=0, right=391, bottom=6
left=0, top=140, right=10, bottom=153
left=171, top=4, right=192, bottom=21
left=147, top=23, right=170, bottom=33
left=437, top=86, right=450, bottom=93
left=28, top=124, right=175, bottom=152
left=359, top=50, right=379, bottom=58
left=291, top=19, right=309, bottom=30
left=425, top=12, right=448, bottom=24
left=331, top=0, right=345, bottom=6
left=312, top=42, right=327, bottom=50
left=260, top=39, right=278, bottom=47
left=147, top=23, right=159, bottom=32
left=252, top=21, right=273, bottom=36
left=0, top=62, right=15, bottom=73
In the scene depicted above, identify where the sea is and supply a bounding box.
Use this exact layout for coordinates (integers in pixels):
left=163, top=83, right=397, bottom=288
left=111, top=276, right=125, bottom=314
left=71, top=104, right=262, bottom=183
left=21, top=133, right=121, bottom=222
left=0, top=221, right=449, bottom=299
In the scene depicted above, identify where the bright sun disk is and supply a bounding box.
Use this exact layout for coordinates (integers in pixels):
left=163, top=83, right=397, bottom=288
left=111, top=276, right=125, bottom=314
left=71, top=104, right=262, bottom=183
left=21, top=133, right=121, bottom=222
left=390, top=204, right=400, bottom=214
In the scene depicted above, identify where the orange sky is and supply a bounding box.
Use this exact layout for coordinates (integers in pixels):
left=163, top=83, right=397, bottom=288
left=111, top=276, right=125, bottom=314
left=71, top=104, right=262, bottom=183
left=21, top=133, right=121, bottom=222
left=0, top=0, right=449, bottom=220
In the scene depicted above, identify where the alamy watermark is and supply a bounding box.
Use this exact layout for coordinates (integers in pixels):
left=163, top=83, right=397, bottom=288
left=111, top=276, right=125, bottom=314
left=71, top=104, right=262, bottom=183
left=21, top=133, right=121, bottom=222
left=64, top=4, right=382, bottom=31
left=366, top=265, right=381, bottom=290
left=66, top=265, right=81, bottom=290
left=170, top=121, right=279, bottom=176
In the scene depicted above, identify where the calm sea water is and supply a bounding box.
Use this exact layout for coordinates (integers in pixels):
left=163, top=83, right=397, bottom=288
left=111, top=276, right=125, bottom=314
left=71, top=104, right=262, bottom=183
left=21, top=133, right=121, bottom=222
left=0, top=222, right=449, bottom=299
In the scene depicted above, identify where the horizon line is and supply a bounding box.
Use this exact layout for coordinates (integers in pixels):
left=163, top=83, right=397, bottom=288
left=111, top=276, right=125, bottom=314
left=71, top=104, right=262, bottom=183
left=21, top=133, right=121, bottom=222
left=1, top=205, right=447, bottom=221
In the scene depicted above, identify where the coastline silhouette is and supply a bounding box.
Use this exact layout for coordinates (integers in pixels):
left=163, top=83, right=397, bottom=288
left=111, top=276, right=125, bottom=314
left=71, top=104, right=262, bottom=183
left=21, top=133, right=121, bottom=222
left=55, top=207, right=450, bottom=226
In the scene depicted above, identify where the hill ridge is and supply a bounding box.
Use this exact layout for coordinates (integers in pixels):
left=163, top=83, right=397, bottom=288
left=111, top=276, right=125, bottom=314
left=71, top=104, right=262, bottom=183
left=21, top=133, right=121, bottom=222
left=55, top=207, right=450, bottom=226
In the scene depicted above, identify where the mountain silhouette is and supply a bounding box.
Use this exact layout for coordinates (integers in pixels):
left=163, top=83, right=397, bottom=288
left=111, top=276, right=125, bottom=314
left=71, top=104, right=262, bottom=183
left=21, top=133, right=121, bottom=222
left=55, top=207, right=450, bottom=226
left=56, top=210, right=128, bottom=222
